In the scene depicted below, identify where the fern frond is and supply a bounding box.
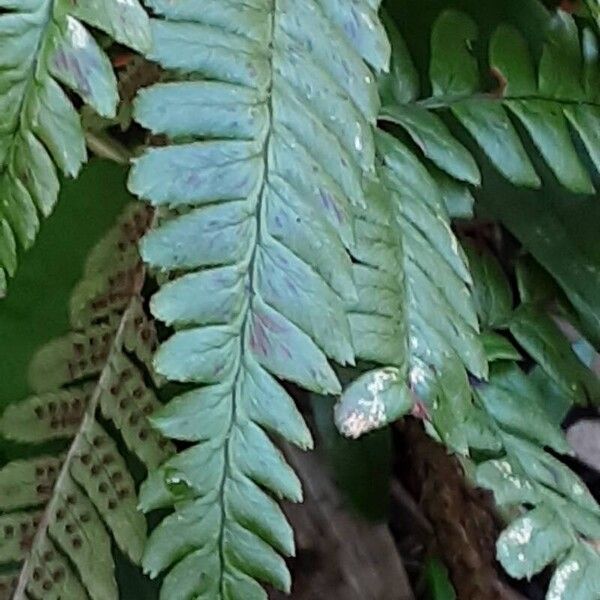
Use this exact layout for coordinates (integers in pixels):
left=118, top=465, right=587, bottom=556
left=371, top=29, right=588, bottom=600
left=460, top=244, right=600, bottom=599
left=335, top=130, right=486, bottom=453
left=0, top=205, right=173, bottom=600
left=0, top=0, right=150, bottom=297
left=474, top=364, right=600, bottom=598
left=127, top=2, right=392, bottom=597
left=382, top=9, right=600, bottom=194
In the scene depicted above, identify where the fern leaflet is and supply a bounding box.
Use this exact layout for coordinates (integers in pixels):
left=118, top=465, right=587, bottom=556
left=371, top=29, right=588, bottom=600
left=0, top=0, right=150, bottom=297
left=0, top=205, right=172, bottom=600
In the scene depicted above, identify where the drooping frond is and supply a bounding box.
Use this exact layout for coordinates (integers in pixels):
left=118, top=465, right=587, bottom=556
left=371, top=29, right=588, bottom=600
left=127, top=1, right=391, bottom=597
left=0, top=205, right=173, bottom=600
left=335, top=130, right=486, bottom=453
left=381, top=9, right=600, bottom=194
left=0, top=0, right=150, bottom=297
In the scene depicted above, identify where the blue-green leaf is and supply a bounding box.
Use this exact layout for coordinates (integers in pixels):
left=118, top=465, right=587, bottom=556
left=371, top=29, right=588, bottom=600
left=547, top=543, right=600, bottom=600
left=129, top=3, right=389, bottom=597
left=497, top=506, right=572, bottom=579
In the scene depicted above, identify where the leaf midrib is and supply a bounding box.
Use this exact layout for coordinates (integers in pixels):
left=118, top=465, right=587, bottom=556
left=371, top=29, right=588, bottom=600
left=415, top=93, right=600, bottom=111
left=214, top=1, right=277, bottom=595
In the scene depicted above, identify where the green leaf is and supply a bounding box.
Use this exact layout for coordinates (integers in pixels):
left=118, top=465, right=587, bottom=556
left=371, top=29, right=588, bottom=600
left=497, top=506, right=572, bottom=579
left=378, top=9, right=600, bottom=597
left=491, top=15, right=593, bottom=193
left=128, top=3, right=389, bottom=597
left=431, top=168, right=475, bottom=219
left=515, top=255, right=562, bottom=305
left=469, top=347, right=600, bottom=591
left=0, top=1, right=150, bottom=295
left=463, top=408, right=502, bottom=452
left=346, top=179, right=407, bottom=368
left=338, top=131, right=484, bottom=454
left=46, top=17, right=118, bottom=118
left=383, top=10, right=600, bottom=194
left=529, top=366, right=573, bottom=426
left=334, top=368, right=412, bottom=439
left=503, top=434, right=599, bottom=513
left=476, top=458, right=539, bottom=506
left=477, top=364, right=571, bottom=454
left=505, top=99, right=594, bottom=195
left=547, top=543, right=600, bottom=600
left=509, top=305, right=600, bottom=405
left=481, top=331, right=522, bottom=363
left=430, top=10, right=479, bottom=98
left=378, top=9, right=419, bottom=105
left=424, top=557, right=457, bottom=600
left=479, top=180, right=600, bottom=347
left=381, top=104, right=481, bottom=185
left=67, top=0, right=151, bottom=53
left=452, top=99, right=541, bottom=188
left=489, top=24, right=537, bottom=97
left=464, top=243, right=513, bottom=328
left=384, top=133, right=486, bottom=384
left=539, top=11, right=584, bottom=99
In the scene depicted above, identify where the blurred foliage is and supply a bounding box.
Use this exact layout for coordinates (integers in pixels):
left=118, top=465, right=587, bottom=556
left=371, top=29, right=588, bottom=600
left=424, top=557, right=457, bottom=600
left=0, top=161, right=159, bottom=599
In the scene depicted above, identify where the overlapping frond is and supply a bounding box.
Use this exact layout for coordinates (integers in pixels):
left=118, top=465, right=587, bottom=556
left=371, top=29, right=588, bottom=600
left=0, top=205, right=173, bottom=600
left=381, top=9, right=600, bottom=194
left=335, top=130, right=486, bottom=453
left=0, top=0, right=150, bottom=297
left=127, top=1, right=391, bottom=597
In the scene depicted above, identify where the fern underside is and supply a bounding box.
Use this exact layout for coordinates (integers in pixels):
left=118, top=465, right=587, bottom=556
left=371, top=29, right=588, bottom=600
left=126, top=1, right=396, bottom=597
left=0, top=206, right=172, bottom=600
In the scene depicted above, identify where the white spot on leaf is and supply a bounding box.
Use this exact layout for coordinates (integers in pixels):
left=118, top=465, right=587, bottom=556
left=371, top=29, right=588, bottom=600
left=548, top=560, right=580, bottom=600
